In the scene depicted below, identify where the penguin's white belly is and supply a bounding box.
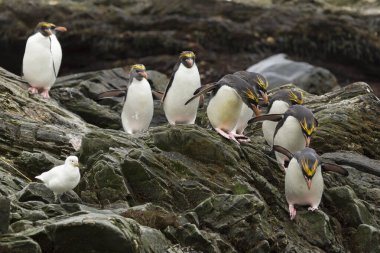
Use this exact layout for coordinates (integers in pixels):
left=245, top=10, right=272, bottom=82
left=163, top=65, right=201, bottom=124
left=274, top=116, right=305, bottom=164
left=285, top=160, right=323, bottom=207
left=121, top=80, right=153, bottom=134
left=207, top=86, right=242, bottom=131
left=233, top=103, right=253, bottom=134
left=22, top=33, right=62, bottom=88
left=262, top=100, right=290, bottom=146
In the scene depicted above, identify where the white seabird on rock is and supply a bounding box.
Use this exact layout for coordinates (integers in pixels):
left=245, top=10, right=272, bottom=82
left=35, top=155, right=80, bottom=202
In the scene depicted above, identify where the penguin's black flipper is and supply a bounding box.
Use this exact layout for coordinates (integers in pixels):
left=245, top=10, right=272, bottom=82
left=152, top=90, right=164, bottom=100
left=272, top=145, right=294, bottom=160
left=322, top=163, right=349, bottom=176
left=96, top=89, right=127, bottom=100
left=248, top=114, right=283, bottom=124
left=185, top=83, right=218, bottom=105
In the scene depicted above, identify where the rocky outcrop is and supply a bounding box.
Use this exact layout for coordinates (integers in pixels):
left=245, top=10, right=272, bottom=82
left=1, top=0, right=380, bottom=95
left=0, top=66, right=379, bottom=252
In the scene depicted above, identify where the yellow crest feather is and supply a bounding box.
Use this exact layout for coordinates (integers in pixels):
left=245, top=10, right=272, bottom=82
left=255, top=75, right=268, bottom=90
left=179, top=51, right=195, bottom=59
left=301, top=158, right=318, bottom=177
left=131, top=64, right=146, bottom=71
left=245, top=89, right=258, bottom=103
left=300, top=117, right=316, bottom=136
left=289, top=91, right=304, bottom=104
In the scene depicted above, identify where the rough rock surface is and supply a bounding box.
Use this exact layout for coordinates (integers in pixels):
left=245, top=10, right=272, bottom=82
left=0, top=64, right=379, bottom=253
left=1, top=0, right=380, bottom=95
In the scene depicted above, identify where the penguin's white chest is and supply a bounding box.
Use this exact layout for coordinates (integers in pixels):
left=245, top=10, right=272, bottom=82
left=22, top=33, right=62, bottom=88
left=163, top=64, right=201, bottom=124
left=233, top=103, right=253, bottom=134
left=262, top=100, right=290, bottom=146
left=207, top=85, right=243, bottom=131
left=274, top=116, right=305, bottom=152
left=121, top=79, right=154, bottom=134
left=285, top=159, right=323, bottom=207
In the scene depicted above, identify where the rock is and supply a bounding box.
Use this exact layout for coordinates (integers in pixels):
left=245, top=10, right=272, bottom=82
left=14, top=151, right=62, bottom=178
left=0, top=66, right=379, bottom=253
left=165, top=223, right=237, bottom=253
left=322, top=151, right=380, bottom=177
left=352, top=224, right=380, bottom=253
left=0, top=197, right=10, bottom=234
left=296, top=210, right=343, bottom=252
left=324, top=186, right=376, bottom=227
left=247, top=54, right=338, bottom=94
left=17, top=183, right=55, bottom=204
left=0, top=235, right=42, bottom=253
left=21, top=212, right=170, bottom=253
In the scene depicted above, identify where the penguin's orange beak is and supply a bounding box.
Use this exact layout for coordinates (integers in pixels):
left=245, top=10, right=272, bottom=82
left=305, top=178, right=312, bottom=190
left=304, top=135, right=311, bottom=147
left=139, top=71, right=148, bottom=79
left=54, top=26, right=67, bottom=32
left=185, top=58, right=194, bottom=68
left=251, top=104, right=261, bottom=116
left=260, top=91, right=269, bottom=105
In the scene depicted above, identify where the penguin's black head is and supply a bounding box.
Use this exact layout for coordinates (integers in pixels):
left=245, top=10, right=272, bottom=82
left=179, top=51, right=196, bottom=68
left=35, top=22, right=67, bottom=37
left=243, top=86, right=261, bottom=116
left=288, top=90, right=304, bottom=105
left=130, top=64, right=148, bottom=81
left=289, top=105, right=318, bottom=146
left=253, top=73, right=269, bottom=104
left=295, top=148, right=321, bottom=190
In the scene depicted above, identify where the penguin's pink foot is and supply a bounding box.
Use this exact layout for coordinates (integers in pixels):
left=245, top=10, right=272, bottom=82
left=41, top=89, right=50, bottom=99
left=289, top=204, right=297, bottom=220
left=215, top=128, right=239, bottom=144
left=308, top=206, right=319, bottom=211
left=28, top=86, right=39, bottom=94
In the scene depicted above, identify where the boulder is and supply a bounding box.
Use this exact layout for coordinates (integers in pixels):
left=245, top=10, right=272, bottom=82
left=247, top=54, right=338, bottom=94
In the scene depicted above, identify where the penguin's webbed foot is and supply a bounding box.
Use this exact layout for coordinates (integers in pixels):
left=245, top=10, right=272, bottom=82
left=289, top=204, right=296, bottom=220
left=41, top=89, right=50, bottom=99
left=28, top=86, right=39, bottom=94
left=234, top=134, right=251, bottom=143
left=308, top=206, right=319, bottom=211
left=215, top=128, right=240, bottom=144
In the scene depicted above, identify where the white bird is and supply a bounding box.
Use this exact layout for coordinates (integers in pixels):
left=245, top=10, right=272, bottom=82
left=35, top=156, right=80, bottom=202
left=22, top=22, right=67, bottom=98
left=162, top=51, right=201, bottom=125
left=273, top=145, right=348, bottom=220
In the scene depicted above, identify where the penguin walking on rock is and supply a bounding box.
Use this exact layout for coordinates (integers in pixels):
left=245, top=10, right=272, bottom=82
left=273, top=145, right=349, bottom=220
left=231, top=71, right=269, bottom=137
left=162, top=51, right=201, bottom=125
left=186, top=74, right=261, bottom=143
left=22, top=22, right=67, bottom=98
left=249, top=105, right=317, bottom=169
left=262, top=89, right=304, bottom=146
left=97, top=64, right=153, bottom=134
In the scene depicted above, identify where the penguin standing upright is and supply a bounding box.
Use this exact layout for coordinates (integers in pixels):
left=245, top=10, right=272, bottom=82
left=232, top=71, right=269, bottom=136
left=22, top=22, right=67, bottom=98
left=262, top=89, right=304, bottom=146
left=273, top=145, right=349, bottom=220
left=97, top=64, right=153, bottom=134
left=250, top=105, right=317, bottom=169
left=186, top=74, right=261, bottom=143
left=162, top=51, right=201, bottom=125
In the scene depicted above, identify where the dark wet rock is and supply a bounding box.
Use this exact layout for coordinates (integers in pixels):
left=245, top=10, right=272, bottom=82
left=14, top=151, right=61, bottom=178
left=352, top=224, right=380, bottom=253
left=0, top=235, right=42, bottom=253
left=17, top=183, right=55, bottom=204
left=0, top=197, right=10, bottom=234
left=0, top=67, right=379, bottom=252
left=296, top=210, right=343, bottom=252
left=247, top=54, right=338, bottom=94
left=322, top=151, right=380, bottom=177
left=324, top=186, right=376, bottom=227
